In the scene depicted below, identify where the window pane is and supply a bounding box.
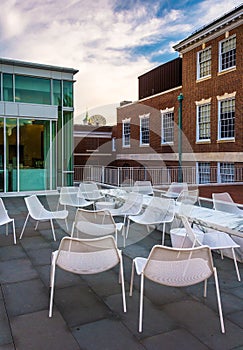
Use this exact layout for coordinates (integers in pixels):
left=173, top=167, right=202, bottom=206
left=0, top=118, right=4, bottom=191
left=220, top=163, right=234, bottom=183
left=140, top=118, right=149, bottom=145
left=198, top=104, right=210, bottom=140
left=198, top=48, right=211, bottom=78
left=198, top=162, right=210, bottom=184
left=53, top=79, right=61, bottom=106
left=63, top=81, right=73, bottom=107
left=220, top=36, right=236, bottom=71
left=15, top=75, right=51, bottom=104
left=123, top=122, right=130, bottom=146
left=162, top=112, right=174, bottom=143
left=219, top=99, right=235, bottom=139
left=6, top=118, right=17, bottom=191
left=3, top=74, right=13, bottom=101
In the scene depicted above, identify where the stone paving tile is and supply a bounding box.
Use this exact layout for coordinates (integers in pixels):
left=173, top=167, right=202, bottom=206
left=142, top=328, right=210, bottom=350
left=72, top=318, right=144, bottom=350
left=2, top=279, right=49, bottom=317
left=0, top=300, right=12, bottom=346
left=227, top=310, right=243, bottom=329
left=0, top=245, right=26, bottom=261
left=10, top=309, right=80, bottom=350
left=25, top=247, right=53, bottom=266
left=163, top=300, right=243, bottom=350
left=0, top=258, right=38, bottom=284
left=19, top=236, right=51, bottom=250
left=53, top=284, right=112, bottom=327
left=0, top=343, right=15, bottom=350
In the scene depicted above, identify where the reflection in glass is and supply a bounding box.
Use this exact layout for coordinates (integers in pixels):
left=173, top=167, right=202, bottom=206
left=6, top=118, right=17, bottom=192
left=63, top=81, right=73, bottom=107
left=0, top=119, right=4, bottom=191
left=3, top=74, right=13, bottom=102
left=15, top=75, right=51, bottom=105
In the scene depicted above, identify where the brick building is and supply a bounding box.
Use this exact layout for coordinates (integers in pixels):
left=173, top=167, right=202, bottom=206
left=114, top=5, right=243, bottom=189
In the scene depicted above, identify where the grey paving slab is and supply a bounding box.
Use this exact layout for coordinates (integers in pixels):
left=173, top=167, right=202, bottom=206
left=0, top=343, right=15, bottom=350
left=72, top=318, right=145, bottom=350
left=0, top=258, right=38, bottom=283
left=19, top=236, right=51, bottom=250
left=0, top=245, right=27, bottom=261
left=106, top=291, right=177, bottom=339
left=227, top=309, right=243, bottom=329
left=0, top=300, right=12, bottom=346
left=142, top=328, right=210, bottom=350
left=25, top=247, right=53, bottom=266
left=163, top=300, right=243, bottom=350
left=53, top=284, right=112, bottom=327
left=2, top=279, right=49, bottom=316
left=10, top=309, right=80, bottom=350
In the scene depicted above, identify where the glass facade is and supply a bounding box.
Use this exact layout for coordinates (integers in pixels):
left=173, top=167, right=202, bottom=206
left=3, top=74, right=13, bottom=101
left=63, top=81, right=73, bottom=107
left=15, top=75, right=51, bottom=104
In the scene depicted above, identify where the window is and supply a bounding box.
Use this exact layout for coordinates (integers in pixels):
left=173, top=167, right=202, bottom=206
left=218, top=163, right=234, bottom=183
left=52, top=79, right=61, bottom=106
left=197, top=103, right=211, bottom=141
left=161, top=109, right=174, bottom=144
left=122, top=120, right=130, bottom=147
left=3, top=74, right=13, bottom=102
left=112, top=137, right=116, bottom=152
left=140, top=114, right=150, bottom=145
left=219, top=36, right=236, bottom=72
left=15, top=75, right=51, bottom=105
left=63, top=81, right=73, bottom=107
left=197, top=162, right=210, bottom=184
left=218, top=98, right=235, bottom=140
left=197, top=47, right=211, bottom=79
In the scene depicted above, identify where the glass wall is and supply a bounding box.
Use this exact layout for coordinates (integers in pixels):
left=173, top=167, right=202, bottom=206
left=3, top=74, right=13, bottom=102
left=15, top=76, right=51, bottom=105
left=63, top=81, right=73, bottom=107
left=53, top=79, right=61, bottom=106
left=0, top=119, right=4, bottom=191
left=6, top=118, right=17, bottom=192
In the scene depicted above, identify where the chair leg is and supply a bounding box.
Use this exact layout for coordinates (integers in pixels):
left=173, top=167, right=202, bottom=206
left=6, top=223, right=8, bottom=236
left=126, top=218, right=130, bottom=239
left=119, top=253, right=127, bottom=313
left=19, top=213, right=30, bottom=239
left=35, top=221, right=39, bottom=230
left=162, top=223, right=165, bottom=245
left=65, top=218, right=68, bottom=231
left=129, top=260, right=135, bottom=296
left=12, top=220, right=16, bottom=245
left=203, top=279, right=207, bottom=298
left=139, top=274, right=145, bottom=333
left=49, top=260, right=56, bottom=317
left=231, top=248, right=241, bottom=281
left=213, top=267, right=225, bottom=333
left=50, top=219, right=56, bottom=241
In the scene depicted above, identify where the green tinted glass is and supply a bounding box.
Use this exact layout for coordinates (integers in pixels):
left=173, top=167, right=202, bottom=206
left=15, top=75, right=51, bottom=104
left=3, top=74, right=13, bottom=101
left=53, top=79, right=61, bottom=106
left=63, top=81, right=73, bottom=107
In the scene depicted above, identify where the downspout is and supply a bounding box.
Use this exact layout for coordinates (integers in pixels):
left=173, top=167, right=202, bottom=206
left=177, top=93, right=183, bottom=182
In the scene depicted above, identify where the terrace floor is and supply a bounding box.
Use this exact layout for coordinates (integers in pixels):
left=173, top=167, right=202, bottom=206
left=0, top=195, right=243, bottom=350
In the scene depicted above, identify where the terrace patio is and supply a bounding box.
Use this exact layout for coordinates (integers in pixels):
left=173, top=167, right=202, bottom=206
left=0, top=195, right=243, bottom=350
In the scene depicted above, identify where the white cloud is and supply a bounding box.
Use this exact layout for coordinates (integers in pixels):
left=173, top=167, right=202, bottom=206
left=0, top=0, right=242, bottom=124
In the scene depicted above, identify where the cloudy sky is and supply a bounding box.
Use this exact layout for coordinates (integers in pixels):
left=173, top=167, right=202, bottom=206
left=1, top=0, right=242, bottom=124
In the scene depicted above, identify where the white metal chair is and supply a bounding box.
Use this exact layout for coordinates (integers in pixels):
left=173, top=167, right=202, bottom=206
left=71, top=208, right=123, bottom=244
left=126, top=197, right=175, bottom=245
left=20, top=195, right=68, bottom=241
left=78, top=182, right=104, bottom=202
left=133, top=181, right=154, bottom=195
left=129, top=244, right=225, bottom=333
left=0, top=198, right=16, bottom=244
left=162, top=182, right=188, bottom=199
left=49, top=235, right=127, bottom=317
left=58, top=186, right=94, bottom=210
left=107, top=192, right=144, bottom=246
left=212, top=192, right=243, bottom=215
left=181, top=215, right=241, bottom=281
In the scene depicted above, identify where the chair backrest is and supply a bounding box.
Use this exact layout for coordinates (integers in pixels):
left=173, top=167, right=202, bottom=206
left=143, top=244, right=213, bottom=287
left=141, top=197, right=175, bottom=223
left=119, top=192, right=143, bottom=215
left=72, top=209, right=116, bottom=238
left=133, top=181, right=153, bottom=195
left=24, top=195, right=45, bottom=220
left=164, top=182, right=188, bottom=198
left=56, top=235, right=120, bottom=274
left=78, top=182, right=102, bottom=200
left=0, top=198, right=11, bottom=223
left=60, top=186, right=79, bottom=204
left=180, top=215, right=203, bottom=247
left=212, top=192, right=242, bottom=215
left=176, top=189, right=199, bottom=217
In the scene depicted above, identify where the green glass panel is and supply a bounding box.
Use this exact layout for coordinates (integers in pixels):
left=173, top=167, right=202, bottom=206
left=63, top=111, right=73, bottom=186
left=3, top=74, right=13, bottom=101
left=15, top=75, right=51, bottom=105
left=6, top=118, right=17, bottom=192
left=53, top=79, right=61, bottom=106
left=63, top=81, right=73, bottom=107
left=51, top=121, right=57, bottom=189
left=0, top=118, right=4, bottom=191
left=19, top=119, right=50, bottom=190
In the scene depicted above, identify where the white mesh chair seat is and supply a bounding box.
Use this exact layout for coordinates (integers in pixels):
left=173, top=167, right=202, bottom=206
left=71, top=208, right=123, bottom=244
left=0, top=198, right=16, bottom=244
left=126, top=197, right=175, bottom=244
left=162, top=182, right=188, bottom=199
left=58, top=186, right=94, bottom=210
left=133, top=181, right=153, bottom=196
left=49, top=235, right=126, bottom=317
left=78, top=182, right=104, bottom=201
left=212, top=192, right=243, bottom=216
left=20, top=195, right=68, bottom=241
left=129, top=245, right=225, bottom=333
left=181, top=216, right=241, bottom=281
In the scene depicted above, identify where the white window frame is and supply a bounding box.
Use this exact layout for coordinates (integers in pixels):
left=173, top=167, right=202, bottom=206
left=139, top=113, right=150, bottom=146
left=196, top=102, right=211, bottom=142
left=161, top=107, right=174, bottom=145
left=122, top=119, right=131, bottom=147
left=197, top=47, right=211, bottom=80
left=217, top=162, right=235, bottom=183
left=112, top=137, right=116, bottom=152
left=219, top=35, right=236, bottom=72
left=217, top=96, right=235, bottom=141
left=196, top=162, right=211, bottom=184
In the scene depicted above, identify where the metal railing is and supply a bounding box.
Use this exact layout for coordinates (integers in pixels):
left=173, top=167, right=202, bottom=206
left=74, top=165, right=243, bottom=187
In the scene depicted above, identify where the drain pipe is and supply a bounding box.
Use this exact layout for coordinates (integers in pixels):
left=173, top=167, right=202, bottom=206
left=177, top=93, right=183, bottom=182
